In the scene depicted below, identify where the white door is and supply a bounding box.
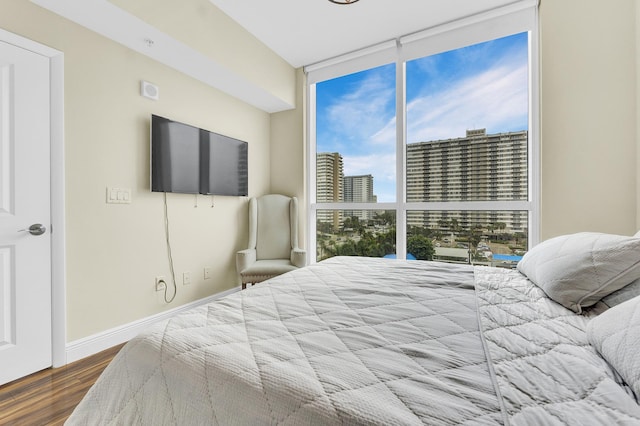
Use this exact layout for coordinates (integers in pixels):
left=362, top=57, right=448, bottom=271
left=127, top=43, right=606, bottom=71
left=0, top=40, right=51, bottom=385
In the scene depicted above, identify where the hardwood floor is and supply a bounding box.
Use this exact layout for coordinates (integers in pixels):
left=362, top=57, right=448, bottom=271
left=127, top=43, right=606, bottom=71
left=0, top=344, right=125, bottom=425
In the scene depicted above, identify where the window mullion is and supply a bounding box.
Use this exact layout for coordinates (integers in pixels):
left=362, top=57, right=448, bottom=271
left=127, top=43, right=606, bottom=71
left=307, top=83, right=317, bottom=263
left=396, top=43, right=407, bottom=259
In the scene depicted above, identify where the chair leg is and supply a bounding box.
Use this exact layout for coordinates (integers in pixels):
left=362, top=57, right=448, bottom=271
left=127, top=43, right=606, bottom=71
left=242, top=282, right=247, bottom=290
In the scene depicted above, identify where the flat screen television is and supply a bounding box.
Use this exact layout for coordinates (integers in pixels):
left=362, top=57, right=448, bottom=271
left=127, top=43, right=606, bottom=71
left=151, top=115, right=248, bottom=196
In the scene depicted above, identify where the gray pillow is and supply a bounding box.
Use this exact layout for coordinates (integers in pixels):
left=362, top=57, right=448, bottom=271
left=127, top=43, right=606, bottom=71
left=517, top=232, right=640, bottom=313
left=601, top=230, right=640, bottom=307
left=602, top=278, right=640, bottom=308
left=587, top=295, right=640, bottom=398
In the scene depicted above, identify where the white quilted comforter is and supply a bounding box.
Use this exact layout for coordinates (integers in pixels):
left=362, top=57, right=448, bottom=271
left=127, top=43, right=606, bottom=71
left=67, top=257, right=640, bottom=425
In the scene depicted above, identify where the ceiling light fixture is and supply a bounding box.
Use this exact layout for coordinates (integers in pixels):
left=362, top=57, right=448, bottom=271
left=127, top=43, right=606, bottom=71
left=328, top=0, right=359, bottom=4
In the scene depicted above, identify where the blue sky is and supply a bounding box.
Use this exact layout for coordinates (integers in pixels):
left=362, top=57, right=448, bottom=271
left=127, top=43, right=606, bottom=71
left=316, top=32, right=529, bottom=203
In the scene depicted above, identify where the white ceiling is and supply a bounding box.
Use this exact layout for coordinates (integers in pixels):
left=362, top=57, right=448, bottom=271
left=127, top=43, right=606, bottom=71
left=208, top=0, right=528, bottom=68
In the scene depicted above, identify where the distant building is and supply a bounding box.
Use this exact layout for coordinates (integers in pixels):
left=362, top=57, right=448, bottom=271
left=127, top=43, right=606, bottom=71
left=406, top=129, right=528, bottom=234
left=343, top=174, right=377, bottom=221
left=316, top=152, right=343, bottom=229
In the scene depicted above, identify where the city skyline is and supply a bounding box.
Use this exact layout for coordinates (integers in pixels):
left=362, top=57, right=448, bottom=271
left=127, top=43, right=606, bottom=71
left=315, top=32, right=529, bottom=203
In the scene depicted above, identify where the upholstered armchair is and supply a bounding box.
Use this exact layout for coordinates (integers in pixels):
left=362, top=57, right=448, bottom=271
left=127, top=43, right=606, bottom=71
left=236, top=194, right=306, bottom=289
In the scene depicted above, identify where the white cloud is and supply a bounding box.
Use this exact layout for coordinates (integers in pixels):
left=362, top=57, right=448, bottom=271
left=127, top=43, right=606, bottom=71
left=407, top=63, right=528, bottom=143
left=323, top=71, right=396, bottom=151
left=343, top=153, right=395, bottom=180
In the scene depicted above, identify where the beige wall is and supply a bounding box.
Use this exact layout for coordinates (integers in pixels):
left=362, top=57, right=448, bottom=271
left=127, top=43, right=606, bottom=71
left=0, top=0, right=293, bottom=341
left=540, top=0, right=637, bottom=239
left=270, top=68, right=306, bottom=245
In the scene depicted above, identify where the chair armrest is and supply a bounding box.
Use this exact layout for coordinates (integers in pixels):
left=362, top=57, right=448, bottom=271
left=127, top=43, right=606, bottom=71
left=291, top=248, right=307, bottom=268
left=236, top=249, right=256, bottom=273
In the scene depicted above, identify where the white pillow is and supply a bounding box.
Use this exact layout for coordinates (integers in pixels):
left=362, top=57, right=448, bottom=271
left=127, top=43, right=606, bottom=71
left=587, top=295, right=640, bottom=398
left=517, top=232, right=640, bottom=313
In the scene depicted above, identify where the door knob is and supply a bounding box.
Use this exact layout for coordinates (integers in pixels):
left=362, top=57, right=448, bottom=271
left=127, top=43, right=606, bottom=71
left=18, top=223, right=47, bottom=236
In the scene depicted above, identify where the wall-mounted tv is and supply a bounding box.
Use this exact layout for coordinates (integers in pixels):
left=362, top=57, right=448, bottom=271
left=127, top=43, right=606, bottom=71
left=151, top=115, right=248, bottom=196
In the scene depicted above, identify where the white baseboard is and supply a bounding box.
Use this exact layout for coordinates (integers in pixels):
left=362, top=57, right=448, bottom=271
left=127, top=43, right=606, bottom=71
left=65, top=286, right=240, bottom=364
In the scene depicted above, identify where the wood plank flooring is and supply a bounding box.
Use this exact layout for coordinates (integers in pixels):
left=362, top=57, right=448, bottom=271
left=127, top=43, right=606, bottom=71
left=0, top=343, right=124, bottom=425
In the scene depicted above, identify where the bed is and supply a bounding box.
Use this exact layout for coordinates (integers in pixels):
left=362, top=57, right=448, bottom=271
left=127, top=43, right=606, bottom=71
left=66, top=232, right=640, bottom=425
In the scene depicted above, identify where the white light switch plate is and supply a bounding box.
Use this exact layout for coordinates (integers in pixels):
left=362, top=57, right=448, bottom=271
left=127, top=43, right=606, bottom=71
left=106, top=187, right=132, bottom=204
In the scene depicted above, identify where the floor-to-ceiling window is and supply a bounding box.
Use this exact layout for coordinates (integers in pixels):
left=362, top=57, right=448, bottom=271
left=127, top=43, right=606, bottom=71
left=307, top=3, right=539, bottom=267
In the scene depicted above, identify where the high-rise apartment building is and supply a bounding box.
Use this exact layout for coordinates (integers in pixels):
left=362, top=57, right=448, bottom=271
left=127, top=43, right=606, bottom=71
left=343, top=174, right=376, bottom=221
left=406, top=129, right=528, bottom=233
left=316, top=152, right=343, bottom=229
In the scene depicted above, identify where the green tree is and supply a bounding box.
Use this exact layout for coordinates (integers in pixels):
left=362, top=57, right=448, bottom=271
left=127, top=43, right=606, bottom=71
left=408, top=225, right=434, bottom=238
left=334, top=240, right=357, bottom=256
left=449, top=218, right=461, bottom=235
left=324, top=228, right=397, bottom=259
left=513, top=232, right=527, bottom=247
left=317, top=220, right=333, bottom=234
left=377, top=228, right=396, bottom=256
left=468, top=224, right=484, bottom=250
left=407, top=235, right=435, bottom=261
left=374, top=211, right=395, bottom=226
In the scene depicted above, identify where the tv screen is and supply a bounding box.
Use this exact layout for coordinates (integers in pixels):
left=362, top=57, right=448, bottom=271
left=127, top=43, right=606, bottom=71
left=150, top=115, right=248, bottom=196
left=151, top=115, right=200, bottom=194
left=200, top=132, right=248, bottom=196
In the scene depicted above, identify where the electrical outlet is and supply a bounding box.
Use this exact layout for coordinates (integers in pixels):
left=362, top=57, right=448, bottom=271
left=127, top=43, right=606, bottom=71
left=155, top=276, right=166, bottom=291
left=183, top=271, right=191, bottom=285
left=204, top=267, right=212, bottom=280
